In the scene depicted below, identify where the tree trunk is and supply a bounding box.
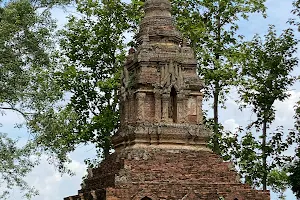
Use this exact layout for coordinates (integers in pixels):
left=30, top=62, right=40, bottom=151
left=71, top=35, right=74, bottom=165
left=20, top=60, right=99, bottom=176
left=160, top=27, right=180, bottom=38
left=213, top=82, right=220, bottom=155
left=103, top=144, right=110, bottom=159
left=262, top=119, right=267, bottom=191
left=212, top=7, right=222, bottom=155
left=103, top=136, right=111, bottom=159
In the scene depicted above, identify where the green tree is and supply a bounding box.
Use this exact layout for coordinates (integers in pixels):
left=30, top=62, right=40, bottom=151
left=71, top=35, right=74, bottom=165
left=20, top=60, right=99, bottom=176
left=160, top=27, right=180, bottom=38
left=222, top=127, right=293, bottom=196
left=290, top=149, right=300, bottom=199
left=289, top=102, right=300, bottom=199
left=289, top=0, right=300, bottom=31
left=57, top=0, right=132, bottom=160
left=171, top=0, right=266, bottom=154
left=0, top=0, right=72, bottom=198
left=238, top=25, right=298, bottom=190
left=0, top=133, right=40, bottom=199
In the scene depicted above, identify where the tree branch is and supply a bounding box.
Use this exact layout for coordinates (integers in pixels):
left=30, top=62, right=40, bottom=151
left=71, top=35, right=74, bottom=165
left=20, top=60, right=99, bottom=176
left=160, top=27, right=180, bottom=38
left=0, top=106, right=31, bottom=120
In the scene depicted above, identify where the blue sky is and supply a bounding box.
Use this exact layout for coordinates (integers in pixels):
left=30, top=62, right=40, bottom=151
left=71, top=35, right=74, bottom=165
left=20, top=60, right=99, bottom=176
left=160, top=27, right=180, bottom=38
left=1, top=0, right=300, bottom=199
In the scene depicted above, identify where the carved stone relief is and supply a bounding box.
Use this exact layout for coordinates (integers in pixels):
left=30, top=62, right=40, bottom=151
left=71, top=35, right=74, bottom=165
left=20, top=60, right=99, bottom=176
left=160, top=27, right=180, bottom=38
left=161, top=61, right=183, bottom=89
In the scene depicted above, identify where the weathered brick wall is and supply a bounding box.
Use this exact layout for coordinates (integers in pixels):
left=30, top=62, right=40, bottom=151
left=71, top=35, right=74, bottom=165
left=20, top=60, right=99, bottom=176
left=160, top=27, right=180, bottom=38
left=145, top=93, right=155, bottom=122
left=65, top=148, right=270, bottom=200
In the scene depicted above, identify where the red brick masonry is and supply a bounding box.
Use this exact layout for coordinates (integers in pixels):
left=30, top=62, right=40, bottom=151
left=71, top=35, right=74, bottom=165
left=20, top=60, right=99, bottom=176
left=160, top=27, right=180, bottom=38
left=65, top=148, right=270, bottom=200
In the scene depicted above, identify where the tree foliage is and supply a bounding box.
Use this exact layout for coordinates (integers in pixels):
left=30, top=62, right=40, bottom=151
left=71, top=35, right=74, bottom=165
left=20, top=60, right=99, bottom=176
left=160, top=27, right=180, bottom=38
left=0, top=0, right=72, bottom=198
left=289, top=153, right=300, bottom=199
left=171, top=0, right=266, bottom=154
left=222, top=126, right=294, bottom=195
left=290, top=152, right=300, bottom=199
left=236, top=25, right=298, bottom=191
left=289, top=101, right=300, bottom=199
left=289, top=0, right=300, bottom=31
left=0, top=133, right=39, bottom=199
left=57, top=0, right=132, bottom=160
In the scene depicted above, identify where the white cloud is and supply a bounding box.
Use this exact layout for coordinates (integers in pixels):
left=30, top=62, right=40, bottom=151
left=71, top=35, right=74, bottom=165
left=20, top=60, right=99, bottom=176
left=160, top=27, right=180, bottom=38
left=223, top=119, right=240, bottom=133
left=5, top=154, right=88, bottom=200
left=67, top=159, right=87, bottom=176
left=0, top=110, right=25, bottom=126
left=51, top=6, right=77, bottom=29
left=274, top=91, right=300, bottom=127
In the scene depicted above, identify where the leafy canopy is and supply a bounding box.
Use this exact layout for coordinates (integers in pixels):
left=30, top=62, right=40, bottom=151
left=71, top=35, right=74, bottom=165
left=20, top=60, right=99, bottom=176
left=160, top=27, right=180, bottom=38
left=235, top=25, right=298, bottom=191
left=56, top=0, right=132, bottom=161
left=171, top=0, right=266, bottom=154
left=0, top=0, right=72, bottom=198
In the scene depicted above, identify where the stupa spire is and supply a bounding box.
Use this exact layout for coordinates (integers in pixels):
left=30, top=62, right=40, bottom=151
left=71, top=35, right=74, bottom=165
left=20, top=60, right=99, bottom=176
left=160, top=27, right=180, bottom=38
left=137, top=0, right=182, bottom=45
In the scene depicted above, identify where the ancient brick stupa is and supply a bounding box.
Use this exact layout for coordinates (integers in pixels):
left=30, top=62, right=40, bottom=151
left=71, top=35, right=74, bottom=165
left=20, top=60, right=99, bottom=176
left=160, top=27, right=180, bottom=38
left=65, top=0, right=270, bottom=199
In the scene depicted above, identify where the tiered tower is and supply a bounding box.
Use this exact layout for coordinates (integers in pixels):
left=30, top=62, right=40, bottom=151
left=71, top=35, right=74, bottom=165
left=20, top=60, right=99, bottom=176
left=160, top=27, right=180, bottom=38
left=64, top=0, right=270, bottom=199
left=113, top=0, right=208, bottom=151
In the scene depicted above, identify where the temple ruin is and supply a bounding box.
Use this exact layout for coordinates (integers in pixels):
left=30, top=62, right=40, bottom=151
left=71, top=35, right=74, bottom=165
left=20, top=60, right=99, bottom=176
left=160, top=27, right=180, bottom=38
left=64, top=0, right=270, bottom=199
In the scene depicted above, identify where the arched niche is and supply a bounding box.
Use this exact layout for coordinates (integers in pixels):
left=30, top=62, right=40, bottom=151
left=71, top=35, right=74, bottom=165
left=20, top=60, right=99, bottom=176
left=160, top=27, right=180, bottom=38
left=169, top=86, right=177, bottom=123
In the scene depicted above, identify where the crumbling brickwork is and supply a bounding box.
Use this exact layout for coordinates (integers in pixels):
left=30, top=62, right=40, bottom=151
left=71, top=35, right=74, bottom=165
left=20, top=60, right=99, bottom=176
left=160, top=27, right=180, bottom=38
left=65, top=149, right=270, bottom=200
left=65, top=0, right=270, bottom=199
